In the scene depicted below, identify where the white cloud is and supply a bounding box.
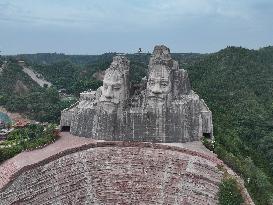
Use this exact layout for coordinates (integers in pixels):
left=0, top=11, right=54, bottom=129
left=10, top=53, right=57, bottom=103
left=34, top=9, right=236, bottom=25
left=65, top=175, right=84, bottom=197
left=0, top=0, right=256, bottom=29
left=0, top=0, right=272, bottom=54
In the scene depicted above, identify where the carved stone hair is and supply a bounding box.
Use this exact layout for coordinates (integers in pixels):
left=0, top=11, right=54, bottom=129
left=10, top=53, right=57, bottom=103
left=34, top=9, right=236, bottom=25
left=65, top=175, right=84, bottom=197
left=109, top=56, right=129, bottom=71
left=148, top=45, right=173, bottom=75
left=103, top=56, right=129, bottom=80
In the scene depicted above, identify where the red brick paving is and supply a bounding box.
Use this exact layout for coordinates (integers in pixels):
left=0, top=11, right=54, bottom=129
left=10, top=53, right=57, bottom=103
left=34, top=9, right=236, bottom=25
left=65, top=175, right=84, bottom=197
left=0, top=132, right=254, bottom=205
left=0, top=132, right=96, bottom=190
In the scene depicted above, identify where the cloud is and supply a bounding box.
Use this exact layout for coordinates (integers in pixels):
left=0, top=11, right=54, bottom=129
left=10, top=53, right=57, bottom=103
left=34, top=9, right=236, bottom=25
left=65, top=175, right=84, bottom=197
left=0, top=0, right=272, bottom=54
left=0, top=0, right=259, bottom=29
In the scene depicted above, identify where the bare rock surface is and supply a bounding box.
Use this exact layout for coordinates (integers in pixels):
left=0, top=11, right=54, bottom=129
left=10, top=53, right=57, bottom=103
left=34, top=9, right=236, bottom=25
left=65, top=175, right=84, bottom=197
left=61, top=45, right=213, bottom=143
left=21, top=65, right=52, bottom=87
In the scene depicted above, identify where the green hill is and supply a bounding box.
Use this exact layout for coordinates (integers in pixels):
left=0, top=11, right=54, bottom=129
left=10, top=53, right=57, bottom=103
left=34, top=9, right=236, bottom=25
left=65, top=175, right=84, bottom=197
left=0, top=59, right=75, bottom=123
left=187, top=46, right=273, bottom=204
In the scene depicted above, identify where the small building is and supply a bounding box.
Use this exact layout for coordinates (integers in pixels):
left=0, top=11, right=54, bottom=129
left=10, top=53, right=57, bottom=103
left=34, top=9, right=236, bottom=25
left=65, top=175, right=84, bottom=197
left=14, top=120, right=29, bottom=128
left=18, top=60, right=25, bottom=66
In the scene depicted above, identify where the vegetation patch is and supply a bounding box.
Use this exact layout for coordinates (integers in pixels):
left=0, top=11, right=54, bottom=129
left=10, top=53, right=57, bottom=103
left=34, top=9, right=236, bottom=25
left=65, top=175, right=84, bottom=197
left=0, top=124, right=58, bottom=164
left=218, top=177, right=244, bottom=205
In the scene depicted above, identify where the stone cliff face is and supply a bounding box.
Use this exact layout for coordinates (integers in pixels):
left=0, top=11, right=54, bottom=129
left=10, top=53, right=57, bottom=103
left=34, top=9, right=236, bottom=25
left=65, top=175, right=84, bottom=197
left=60, top=45, right=213, bottom=142
left=0, top=142, right=223, bottom=205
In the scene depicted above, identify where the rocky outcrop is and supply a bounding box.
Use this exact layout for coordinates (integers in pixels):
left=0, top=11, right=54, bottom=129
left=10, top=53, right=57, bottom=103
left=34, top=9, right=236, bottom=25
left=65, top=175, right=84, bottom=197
left=60, top=45, right=213, bottom=142
left=20, top=64, right=52, bottom=87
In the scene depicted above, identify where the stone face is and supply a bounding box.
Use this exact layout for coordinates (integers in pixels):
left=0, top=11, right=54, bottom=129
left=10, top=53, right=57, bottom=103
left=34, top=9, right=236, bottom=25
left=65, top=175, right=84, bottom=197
left=98, top=55, right=130, bottom=114
left=60, top=45, right=213, bottom=142
left=0, top=143, right=223, bottom=205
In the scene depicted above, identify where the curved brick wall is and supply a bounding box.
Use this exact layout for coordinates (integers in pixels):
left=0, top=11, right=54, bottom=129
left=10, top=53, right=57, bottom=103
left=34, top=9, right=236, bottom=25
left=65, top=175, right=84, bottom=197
left=0, top=142, right=223, bottom=205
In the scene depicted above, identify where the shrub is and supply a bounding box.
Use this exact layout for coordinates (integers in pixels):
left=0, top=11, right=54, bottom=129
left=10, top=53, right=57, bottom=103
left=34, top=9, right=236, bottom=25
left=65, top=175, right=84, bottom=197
left=202, top=137, right=214, bottom=151
left=218, top=178, right=244, bottom=205
left=0, top=146, right=23, bottom=164
left=0, top=124, right=57, bottom=164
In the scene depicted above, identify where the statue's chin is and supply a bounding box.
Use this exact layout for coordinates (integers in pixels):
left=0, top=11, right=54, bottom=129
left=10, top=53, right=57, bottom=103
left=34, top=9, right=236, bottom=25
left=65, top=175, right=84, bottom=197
left=147, top=96, right=165, bottom=104
left=147, top=96, right=164, bottom=102
left=146, top=98, right=165, bottom=111
left=99, top=101, right=117, bottom=114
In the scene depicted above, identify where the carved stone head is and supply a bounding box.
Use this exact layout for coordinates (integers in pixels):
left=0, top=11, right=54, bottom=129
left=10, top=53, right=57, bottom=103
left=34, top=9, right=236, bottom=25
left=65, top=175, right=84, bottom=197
left=146, top=45, right=173, bottom=109
left=98, top=56, right=130, bottom=113
left=147, top=64, right=171, bottom=107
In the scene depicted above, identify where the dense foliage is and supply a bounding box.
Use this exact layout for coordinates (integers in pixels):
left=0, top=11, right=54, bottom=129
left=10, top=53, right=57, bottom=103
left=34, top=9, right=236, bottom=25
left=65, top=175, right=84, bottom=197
left=0, top=61, right=77, bottom=122
left=0, top=124, right=57, bottom=164
left=186, top=46, right=273, bottom=204
left=27, top=60, right=103, bottom=95
left=0, top=61, right=38, bottom=94
left=218, top=177, right=244, bottom=205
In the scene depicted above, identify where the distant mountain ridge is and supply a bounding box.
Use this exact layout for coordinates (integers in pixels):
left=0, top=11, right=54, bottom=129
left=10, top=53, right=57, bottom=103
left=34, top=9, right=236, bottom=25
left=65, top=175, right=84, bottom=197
left=14, top=52, right=202, bottom=66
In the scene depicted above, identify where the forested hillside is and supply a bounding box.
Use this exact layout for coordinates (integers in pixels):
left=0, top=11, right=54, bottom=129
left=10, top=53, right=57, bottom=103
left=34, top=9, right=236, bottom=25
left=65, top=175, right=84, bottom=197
left=0, top=59, right=74, bottom=122
left=1, top=46, right=273, bottom=204
left=187, top=46, right=273, bottom=205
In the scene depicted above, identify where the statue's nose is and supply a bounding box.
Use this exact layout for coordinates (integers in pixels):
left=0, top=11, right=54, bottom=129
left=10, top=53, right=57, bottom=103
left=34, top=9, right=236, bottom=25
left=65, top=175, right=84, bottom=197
left=151, top=84, right=162, bottom=94
left=105, top=87, right=113, bottom=98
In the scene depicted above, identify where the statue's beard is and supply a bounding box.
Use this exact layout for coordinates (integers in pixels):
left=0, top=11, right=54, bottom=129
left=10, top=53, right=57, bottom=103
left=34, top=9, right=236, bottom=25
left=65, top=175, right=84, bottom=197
left=147, top=96, right=165, bottom=102
left=146, top=96, right=166, bottom=110
left=98, top=101, right=118, bottom=114
left=147, top=92, right=168, bottom=104
left=146, top=92, right=171, bottom=111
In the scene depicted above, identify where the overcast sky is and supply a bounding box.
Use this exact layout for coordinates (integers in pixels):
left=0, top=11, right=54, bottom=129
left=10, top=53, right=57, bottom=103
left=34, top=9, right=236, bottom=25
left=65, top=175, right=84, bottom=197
left=0, top=0, right=273, bottom=55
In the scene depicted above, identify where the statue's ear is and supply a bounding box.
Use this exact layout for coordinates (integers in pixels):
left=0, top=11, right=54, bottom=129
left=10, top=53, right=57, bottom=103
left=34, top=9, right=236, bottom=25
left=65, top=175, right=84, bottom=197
left=95, top=87, right=102, bottom=101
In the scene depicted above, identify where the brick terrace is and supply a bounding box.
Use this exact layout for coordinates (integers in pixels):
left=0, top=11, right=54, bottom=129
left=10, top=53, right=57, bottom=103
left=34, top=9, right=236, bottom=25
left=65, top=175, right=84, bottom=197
left=0, top=132, right=227, bottom=204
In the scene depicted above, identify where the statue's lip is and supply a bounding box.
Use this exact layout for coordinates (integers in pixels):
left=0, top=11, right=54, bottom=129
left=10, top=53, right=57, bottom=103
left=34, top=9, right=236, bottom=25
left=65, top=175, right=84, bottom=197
left=147, top=96, right=164, bottom=100
left=99, top=100, right=117, bottom=105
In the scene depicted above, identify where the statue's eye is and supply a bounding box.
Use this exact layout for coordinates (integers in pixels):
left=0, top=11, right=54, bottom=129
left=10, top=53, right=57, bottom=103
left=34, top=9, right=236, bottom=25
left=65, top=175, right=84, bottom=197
left=149, top=81, right=155, bottom=85
left=113, top=84, right=121, bottom=90
left=104, top=85, right=108, bottom=90
left=161, top=82, right=168, bottom=87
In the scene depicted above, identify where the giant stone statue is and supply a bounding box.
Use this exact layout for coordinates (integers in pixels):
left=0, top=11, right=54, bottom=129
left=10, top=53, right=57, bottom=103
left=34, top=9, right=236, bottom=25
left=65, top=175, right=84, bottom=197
left=60, top=45, right=213, bottom=142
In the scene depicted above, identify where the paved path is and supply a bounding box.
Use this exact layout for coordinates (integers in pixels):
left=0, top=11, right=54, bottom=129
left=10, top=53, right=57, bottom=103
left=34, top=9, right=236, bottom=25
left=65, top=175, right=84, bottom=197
left=0, top=132, right=217, bottom=190
left=0, top=132, right=95, bottom=189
